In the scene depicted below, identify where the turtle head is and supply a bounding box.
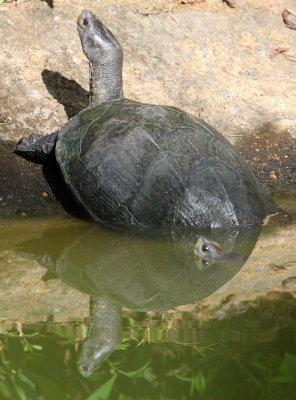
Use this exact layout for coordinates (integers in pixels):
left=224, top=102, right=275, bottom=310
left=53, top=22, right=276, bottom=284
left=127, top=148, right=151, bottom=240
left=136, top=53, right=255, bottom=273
left=194, top=236, right=225, bottom=260
left=77, top=10, right=123, bottom=66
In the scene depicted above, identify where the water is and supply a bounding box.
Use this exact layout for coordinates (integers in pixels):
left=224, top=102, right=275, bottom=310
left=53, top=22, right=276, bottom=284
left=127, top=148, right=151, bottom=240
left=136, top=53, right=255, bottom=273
left=0, top=198, right=296, bottom=399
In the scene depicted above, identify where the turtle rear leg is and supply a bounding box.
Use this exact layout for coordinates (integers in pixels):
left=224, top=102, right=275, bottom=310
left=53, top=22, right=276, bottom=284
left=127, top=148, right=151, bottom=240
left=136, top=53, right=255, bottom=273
left=14, top=131, right=58, bottom=163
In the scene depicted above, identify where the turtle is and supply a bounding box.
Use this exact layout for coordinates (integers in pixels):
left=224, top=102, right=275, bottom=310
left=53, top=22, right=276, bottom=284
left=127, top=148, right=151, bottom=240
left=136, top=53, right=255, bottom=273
left=14, top=9, right=277, bottom=228
left=18, top=221, right=261, bottom=375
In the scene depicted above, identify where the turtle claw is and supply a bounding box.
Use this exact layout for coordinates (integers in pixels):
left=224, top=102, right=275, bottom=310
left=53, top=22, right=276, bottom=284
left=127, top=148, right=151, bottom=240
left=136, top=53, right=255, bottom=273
left=16, top=134, right=41, bottom=147
left=27, top=134, right=40, bottom=144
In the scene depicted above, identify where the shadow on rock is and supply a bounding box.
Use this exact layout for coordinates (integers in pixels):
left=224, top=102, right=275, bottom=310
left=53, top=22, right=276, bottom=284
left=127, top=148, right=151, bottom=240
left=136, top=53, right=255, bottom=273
left=40, top=0, right=54, bottom=8
left=42, top=69, right=89, bottom=118
left=7, top=68, right=89, bottom=216
left=42, top=155, right=85, bottom=217
left=0, top=140, right=62, bottom=216
left=0, top=139, right=81, bottom=217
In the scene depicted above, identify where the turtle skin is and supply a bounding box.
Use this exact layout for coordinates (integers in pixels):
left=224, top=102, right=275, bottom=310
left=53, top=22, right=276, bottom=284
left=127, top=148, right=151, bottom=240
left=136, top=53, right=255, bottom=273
left=55, top=99, right=275, bottom=228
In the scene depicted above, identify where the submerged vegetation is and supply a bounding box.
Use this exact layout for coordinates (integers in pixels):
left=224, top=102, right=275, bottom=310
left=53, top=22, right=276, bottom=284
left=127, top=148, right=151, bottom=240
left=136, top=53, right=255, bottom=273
left=1, top=294, right=296, bottom=400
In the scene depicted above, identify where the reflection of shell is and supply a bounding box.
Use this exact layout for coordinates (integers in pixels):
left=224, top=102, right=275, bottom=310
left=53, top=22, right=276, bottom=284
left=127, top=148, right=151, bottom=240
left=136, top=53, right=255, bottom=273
left=20, top=223, right=261, bottom=310
left=18, top=221, right=261, bottom=376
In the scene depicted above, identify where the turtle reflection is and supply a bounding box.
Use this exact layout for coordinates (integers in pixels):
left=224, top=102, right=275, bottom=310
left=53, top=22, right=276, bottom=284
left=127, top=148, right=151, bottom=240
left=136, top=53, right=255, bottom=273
left=18, top=223, right=261, bottom=376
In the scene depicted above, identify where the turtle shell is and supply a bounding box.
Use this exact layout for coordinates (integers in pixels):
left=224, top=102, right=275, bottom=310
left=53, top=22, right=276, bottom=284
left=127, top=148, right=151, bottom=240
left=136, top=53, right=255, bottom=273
left=56, top=100, right=274, bottom=228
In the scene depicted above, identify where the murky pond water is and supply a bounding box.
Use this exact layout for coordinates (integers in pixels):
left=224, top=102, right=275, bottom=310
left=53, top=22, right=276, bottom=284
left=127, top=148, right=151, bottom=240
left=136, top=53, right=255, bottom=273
left=0, top=196, right=296, bottom=399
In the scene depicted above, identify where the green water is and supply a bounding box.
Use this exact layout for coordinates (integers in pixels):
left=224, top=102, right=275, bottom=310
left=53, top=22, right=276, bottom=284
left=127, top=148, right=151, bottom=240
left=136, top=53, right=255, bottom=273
left=1, top=300, right=296, bottom=400
left=0, top=208, right=296, bottom=399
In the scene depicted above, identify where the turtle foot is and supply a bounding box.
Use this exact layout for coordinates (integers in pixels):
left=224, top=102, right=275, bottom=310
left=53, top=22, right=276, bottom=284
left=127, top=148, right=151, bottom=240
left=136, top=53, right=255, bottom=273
left=14, top=135, right=40, bottom=162
left=14, top=132, right=58, bottom=163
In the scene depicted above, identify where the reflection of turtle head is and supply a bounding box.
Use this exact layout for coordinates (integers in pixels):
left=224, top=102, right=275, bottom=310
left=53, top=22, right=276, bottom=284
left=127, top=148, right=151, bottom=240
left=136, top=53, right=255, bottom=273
left=78, top=345, right=110, bottom=377
left=77, top=297, right=122, bottom=377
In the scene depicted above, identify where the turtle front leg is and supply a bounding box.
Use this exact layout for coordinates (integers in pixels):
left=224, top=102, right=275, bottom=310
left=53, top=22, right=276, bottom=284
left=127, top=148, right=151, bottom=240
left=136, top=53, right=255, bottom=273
left=14, top=131, right=58, bottom=163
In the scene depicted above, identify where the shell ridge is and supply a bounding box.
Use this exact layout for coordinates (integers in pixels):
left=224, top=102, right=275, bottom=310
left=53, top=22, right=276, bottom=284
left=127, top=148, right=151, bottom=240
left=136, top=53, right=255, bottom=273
left=208, top=166, right=239, bottom=226
left=185, top=137, right=202, bottom=157
left=130, top=152, right=186, bottom=225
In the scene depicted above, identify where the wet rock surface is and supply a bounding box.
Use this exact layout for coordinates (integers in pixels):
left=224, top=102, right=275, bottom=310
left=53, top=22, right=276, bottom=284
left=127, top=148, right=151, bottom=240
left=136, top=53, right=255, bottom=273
left=0, top=0, right=295, bottom=193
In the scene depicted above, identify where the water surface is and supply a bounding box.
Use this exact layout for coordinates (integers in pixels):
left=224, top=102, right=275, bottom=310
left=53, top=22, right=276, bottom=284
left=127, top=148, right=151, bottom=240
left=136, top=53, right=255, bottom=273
left=0, top=197, right=296, bottom=399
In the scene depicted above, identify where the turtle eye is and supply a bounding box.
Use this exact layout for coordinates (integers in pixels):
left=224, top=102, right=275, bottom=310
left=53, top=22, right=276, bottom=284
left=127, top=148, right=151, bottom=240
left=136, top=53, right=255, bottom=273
left=78, top=13, right=89, bottom=29
left=201, top=244, right=209, bottom=252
